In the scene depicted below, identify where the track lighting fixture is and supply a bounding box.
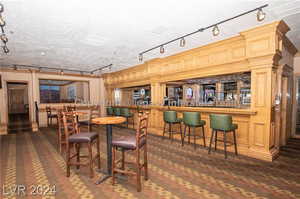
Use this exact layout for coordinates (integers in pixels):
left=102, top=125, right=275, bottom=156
left=139, top=54, right=143, bottom=62
left=138, top=4, right=268, bottom=61
left=256, top=8, right=266, bottom=22
left=160, top=45, right=165, bottom=54
left=60, top=70, right=64, bottom=75
left=212, top=25, right=220, bottom=36
left=0, top=3, right=9, bottom=54
left=180, top=37, right=186, bottom=47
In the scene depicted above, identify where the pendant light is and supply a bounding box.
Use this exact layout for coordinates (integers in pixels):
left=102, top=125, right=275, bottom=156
left=0, top=15, right=5, bottom=27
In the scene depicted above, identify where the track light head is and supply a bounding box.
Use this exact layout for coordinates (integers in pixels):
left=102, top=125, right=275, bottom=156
left=138, top=54, right=143, bottom=62
left=180, top=38, right=186, bottom=47
left=212, top=25, right=220, bottom=36
left=256, top=8, right=266, bottom=22
left=1, top=33, right=8, bottom=43
left=3, top=45, right=9, bottom=53
left=160, top=45, right=165, bottom=54
left=0, top=3, right=3, bottom=13
left=60, top=70, right=64, bottom=75
left=0, top=15, right=5, bottom=27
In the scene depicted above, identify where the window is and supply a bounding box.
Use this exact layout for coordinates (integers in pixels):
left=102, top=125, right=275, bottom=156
left=39, top=80, right=89, bottom=103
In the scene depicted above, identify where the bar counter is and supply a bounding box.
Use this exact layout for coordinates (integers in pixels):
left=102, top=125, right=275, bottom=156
left=111, top=105, right=258, bottom=159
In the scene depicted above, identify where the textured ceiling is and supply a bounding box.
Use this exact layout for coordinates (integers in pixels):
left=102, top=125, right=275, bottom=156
left=0, top=0, right=300, bottom=72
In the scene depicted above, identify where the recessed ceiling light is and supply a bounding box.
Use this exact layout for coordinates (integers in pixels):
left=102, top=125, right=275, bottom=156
left=41, top=52, right=46, bottom=56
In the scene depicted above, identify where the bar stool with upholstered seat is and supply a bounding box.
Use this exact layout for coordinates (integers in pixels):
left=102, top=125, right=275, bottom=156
left=113, top=107, right=121, bottom=116
left=182, top=112, right=206, bottom=149
left=107, top=107, right=114, bottom=116
left=62, top=112, right=101, bottom=178
left=121, top=108, right=134, bottom=128
left=111, top=112, right=149, bottom=192
left=208, top=114, right=238, bottom=159
left=163, top=111, right=183, bottom=145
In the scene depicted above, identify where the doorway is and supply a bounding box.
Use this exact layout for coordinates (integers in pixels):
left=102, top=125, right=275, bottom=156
left=7, top=82, right=31, bottom=133
left=294, top=76, right=300, bottom=138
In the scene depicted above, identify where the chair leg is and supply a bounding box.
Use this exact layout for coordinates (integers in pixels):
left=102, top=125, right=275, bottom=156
left=76, top=143, right=80, bottom=169
left=121, top=149, right=125, bottom=170
left=50, top=117, right=53, bottom=126
left=126, top=117, right=129, bottom=128
left=188, top=126, right=191, bottom=144
left=162, top=123, right=166, bottom=139
left=132, top=117, right=134, bottom=129
left=168, top=123, right=171, bottom=140
left=193, top=127, right=196, bottom=149
left=179, top=123, right=183, bottom=146
left=223, top=131, right=227, bottom=159
left=136, top=149, right=141, bottom=192
left=214, top=130, right=218, bottom=151
left=144, top=145, right=148, bottom=181
left=208, top=130, right=215, bottom=154
left=233, top=130, right=238, bottom=156
left=112, top=147, right=116, bottom=185
left=170, top=124, right=173, bottom=142
left=183, top=125, right=186, bottom=146
left=47, top=117, right=49, bottom=127
left=66, top=143, right=71, bottom=177
left=88, top=142, right=94, bottom=178
left=96, top=138, right=101, bottom=169
left=202, top=126, right=206, bottom=147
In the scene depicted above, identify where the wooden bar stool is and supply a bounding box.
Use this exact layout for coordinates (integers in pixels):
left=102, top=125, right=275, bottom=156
left=62, top=112, right=101, bottom=178
left=182, top=112, right=206, bottom=149
left=208, top=114, right=238, bottom=159
left=163, top=111, right=183, bottom=145
left=111, top=112, right=149, bottom=192
left=46, top=106, right=58, bottom=126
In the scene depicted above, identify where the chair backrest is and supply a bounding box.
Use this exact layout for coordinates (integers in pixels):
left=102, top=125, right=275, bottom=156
left=183, top=112, right=200, bottom=126
left=113, top=107, right=121, bottom=116
left=107, top=107, right=114, bottom=115
left=120, top=108, right=130, bottom=116
left=90, top=106, right=100, bottom=120
left=209, top=114, right=233, bottom=131
left=46, top=106, right=52, bottom=115
left=136, top=112, right=149, bottom=148
left=66, top=105, right=76, bottom=112
left=62, top=111, right=79, bottom=140
left=163, top=111, right=178, bottom=123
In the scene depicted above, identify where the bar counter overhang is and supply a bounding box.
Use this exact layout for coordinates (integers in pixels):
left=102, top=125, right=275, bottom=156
left=102, top=21, right=297, bottom=161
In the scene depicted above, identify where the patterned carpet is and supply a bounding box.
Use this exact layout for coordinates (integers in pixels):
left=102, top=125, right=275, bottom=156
left=1, top=126, right=300, bottom=199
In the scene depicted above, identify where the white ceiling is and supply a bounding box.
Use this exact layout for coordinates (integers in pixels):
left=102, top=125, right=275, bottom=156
left=0, top=0, right=300, bottom=72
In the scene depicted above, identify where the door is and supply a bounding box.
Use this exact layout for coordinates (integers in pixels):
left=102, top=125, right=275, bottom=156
left=294, top=76, right=300, bottom=138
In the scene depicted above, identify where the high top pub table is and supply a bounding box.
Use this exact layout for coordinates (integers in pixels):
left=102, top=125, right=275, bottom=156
left=91, top=116, right=126, bottom=184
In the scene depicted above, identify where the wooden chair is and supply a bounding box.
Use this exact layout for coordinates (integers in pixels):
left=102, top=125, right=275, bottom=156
left=62, top=111, right=101, bottom=178
left=66, top=105, right=76, bottom=112
left=46, top=106, right=58, bottom=126
left=79, top=106, right=101, bottom=132
left=111, top=112, right=149, bottom=192
left=57, top=109, right=66, bottom=153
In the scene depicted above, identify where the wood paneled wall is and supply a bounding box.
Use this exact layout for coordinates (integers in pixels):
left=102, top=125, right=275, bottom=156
left=103, top=21, right=297, bottom=161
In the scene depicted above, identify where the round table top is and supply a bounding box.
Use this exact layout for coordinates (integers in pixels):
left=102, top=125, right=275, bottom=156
left=91, top=116, right=126, bottom=125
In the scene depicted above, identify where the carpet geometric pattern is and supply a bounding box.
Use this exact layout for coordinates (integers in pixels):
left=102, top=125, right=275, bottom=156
left=1, top=126, right=300, bottom=199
